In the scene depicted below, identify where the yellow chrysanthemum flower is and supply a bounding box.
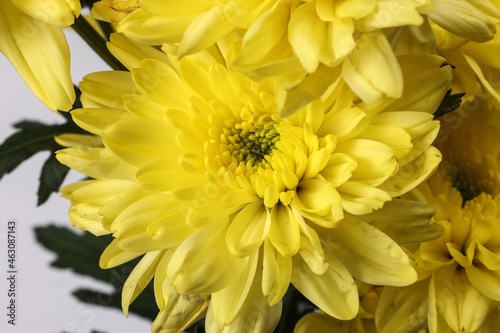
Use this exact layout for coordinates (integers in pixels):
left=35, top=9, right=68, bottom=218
left=0, top=0, right=80, bottom=111
left=56, top=34, right=448, bottom=332
left=97, top=0, right=441, bottom=116
left=376, top=101, right=500, bottom=333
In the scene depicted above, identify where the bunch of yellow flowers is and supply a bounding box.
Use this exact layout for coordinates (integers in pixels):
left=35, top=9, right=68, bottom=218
left=3, top=1, right=500, bottom=332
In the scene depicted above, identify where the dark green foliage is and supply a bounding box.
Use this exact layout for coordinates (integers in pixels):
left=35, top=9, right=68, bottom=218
left=35, top=225, right=157, bottom=321
left=434, top=89, right=466, bottom=118
left=0, top=87, right=91, bottom=205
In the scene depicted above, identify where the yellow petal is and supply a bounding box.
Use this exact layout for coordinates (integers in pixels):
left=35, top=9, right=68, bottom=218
left=111, top=193, right=175, bottom=252
left=467, top=264, right=500, bottom=302
left=360, top=0, right=425, bottom=31
left=56, top=147, right=138, bottom=180
left=131, top=59, right=190, bottom=109
left=178, top=4, right=234, bottom=58
left=433, top=264, right=494, bottom=332
left=317, top=107, right=369, bottom=141
left=102, top=118, right=176, bottom=168
left=378, top=146, right=442, bottom=197
left=226, top=201, right=271, bottom=257
left=361, top=199, right=442, bottom=246
left=338, top=180, right=392, bottom=214
left=336, top=139, right=397, bottom=187
left=67, top=205, right=110, bottom=236
left=205, top=264, right=283, bottom=333
left=292, top=251, right=358, bottom=320
left=262, top=239, right=292, bottom=305
left=80, top=71, right=135, bottom=109
left=152, top=282, right=210, bottom=333
left=323, top=215, right=417, bottom=286
left=91, top=0, right=138, bottom=23
left=319, top=153, right=357, bottom=187
left=99, top=238, right=142, bottom=269
left=0, top=1, right=75, bottom=112
left=288, top=2, right=326, bottom=73
left=342, top=31, right=403, bottom=103
left=277, top=65, right=341, bottom=118
left=295, top=179, right=342, bottom=216
left=167, top=222, right=247, bottom=294
left=107, top=32, right=173, bottom=70
left=429, top=0, right=499, bottom=42
left=242, top=1, right=291, bottom=64
left=376, top=280, right=429, bottom=333
left=294, top=312, right=353, bottom=333
left=10, top=0, right=80, bottom=26
left=122, top=250, right=163, bottom=317
left=210, top=252, right=258, bottom=329
left=117, top=8, right=193, bottom=45
left=71, top=107, right=130, bottom=135
left=268, top=204, right=300, bottom=256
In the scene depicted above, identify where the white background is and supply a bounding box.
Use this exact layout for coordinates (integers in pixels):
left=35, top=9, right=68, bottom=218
left=0, top=29, right=152, bottom=333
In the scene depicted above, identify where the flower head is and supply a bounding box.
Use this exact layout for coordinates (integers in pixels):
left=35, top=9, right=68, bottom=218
left=376, top=101, right=500, bottom=333
left=0, top=0, right=80, bottom=111
left=56, top=34, right=449, bottom=332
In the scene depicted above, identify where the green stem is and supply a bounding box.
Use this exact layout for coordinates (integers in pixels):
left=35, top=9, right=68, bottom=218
left=72, top=16, right=127, bottom=71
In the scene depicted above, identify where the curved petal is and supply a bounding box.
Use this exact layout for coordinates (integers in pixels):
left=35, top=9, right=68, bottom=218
left=0, top=1, right=74, bottom=111
left=322, top=215, right=417, bottom=286
left=226, top=201, right=271, bottom=257
left=10, top=0, right=80, bottom=26
left=342, top=31, right=403, bottom=103
left=167, top=222, right=248, bottom=294
left=292, top=251, right=359, bottom=320
left=122, top=250, right=163, bottom=316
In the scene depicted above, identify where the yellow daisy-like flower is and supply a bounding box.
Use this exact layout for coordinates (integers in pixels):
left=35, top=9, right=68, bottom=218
left=0, top=0, right=80, bottom=112
left=376, top=101, right=500, bottom=333
left=99, top=0, right=440, bottom=115
left=56, top=34, right=448, bottom=332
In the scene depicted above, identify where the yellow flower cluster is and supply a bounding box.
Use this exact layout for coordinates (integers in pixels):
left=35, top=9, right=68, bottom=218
left=3, top=0, right=500, bottom=332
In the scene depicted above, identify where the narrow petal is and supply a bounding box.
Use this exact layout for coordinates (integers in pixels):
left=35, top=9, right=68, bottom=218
left=323, top=215, right=418, bottom=286
left=376, top=280, right=429, bottom=333
left=167, top=222, right=248, bottom=294
left=122, top=250, right=163, bottom=317
left=178, top=5, right=235, bottom=58
left=100, top=238, right=142, bottom=269
left=268, top=204, right=300, bottom=256
left=292, top=252, right=359, bottom=320
left=210, top=252, right=258, bottom=329
left=10, top=0, right=80, bottom=26
left=342, top=31, right=403, bottom=103
left=361, top=199, right=442, bottom=246
left=226, top=201, right=271, bottom=257
left=205, top=268, right=282, bottom=333
left=79, top=71, right=135, bottom=109
left=262, top=239, right=292, bottom=305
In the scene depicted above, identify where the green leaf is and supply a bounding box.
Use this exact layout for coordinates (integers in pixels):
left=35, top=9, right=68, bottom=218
left=434, top=89, right=465, bottom=118
left=37, top=155, right=70, bottom=206
left=35, top=225, right=157, bottom=320
left=0, top=86, right=89, bottom=205
left=73, top=287, right=157, bottom=321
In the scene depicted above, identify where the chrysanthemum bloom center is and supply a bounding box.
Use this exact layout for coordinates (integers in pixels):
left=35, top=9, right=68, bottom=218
left=221, top=115, right=280, bottom=167
left=449, top=164, right=493, bottom=203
